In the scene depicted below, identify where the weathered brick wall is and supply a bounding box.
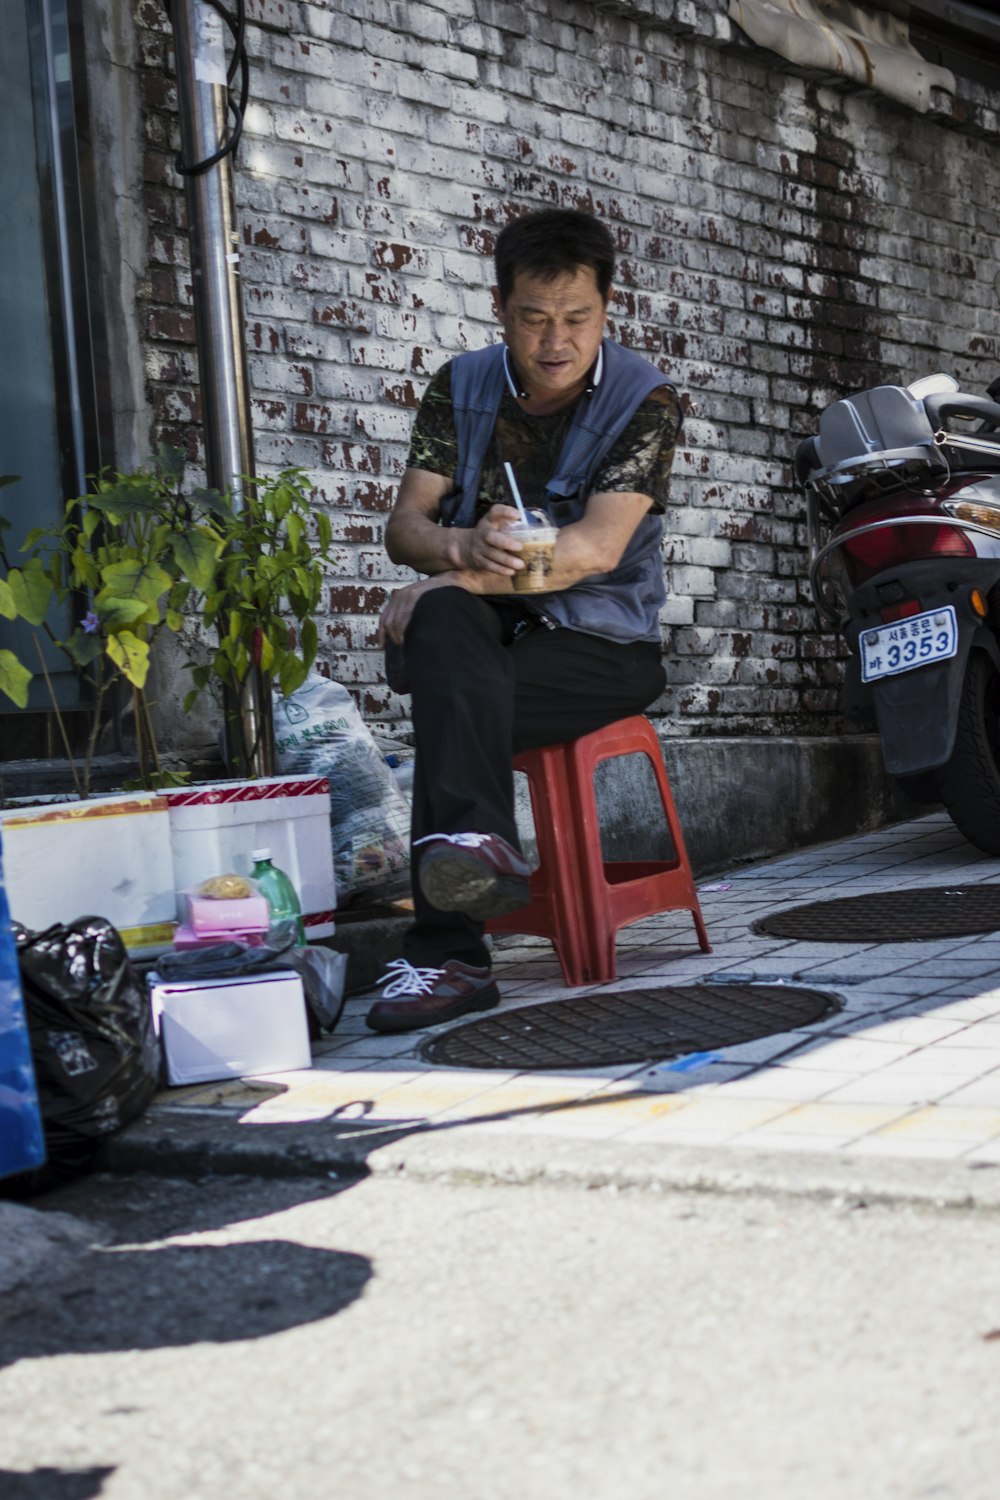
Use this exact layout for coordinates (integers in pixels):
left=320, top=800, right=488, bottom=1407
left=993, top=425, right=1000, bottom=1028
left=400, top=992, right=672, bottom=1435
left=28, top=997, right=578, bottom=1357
left=133, top=0, right=1000, bottom=742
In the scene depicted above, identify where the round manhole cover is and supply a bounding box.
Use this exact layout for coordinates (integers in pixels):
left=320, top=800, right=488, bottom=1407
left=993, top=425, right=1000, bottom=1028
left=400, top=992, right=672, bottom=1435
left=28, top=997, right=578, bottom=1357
left=753, top=886, right=1000, bottom=943
left=420, top=984, right=841, bottom=1071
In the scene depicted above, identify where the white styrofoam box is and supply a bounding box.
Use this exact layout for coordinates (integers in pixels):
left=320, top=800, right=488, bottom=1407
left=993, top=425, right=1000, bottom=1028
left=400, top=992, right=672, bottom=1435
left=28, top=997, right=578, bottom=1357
left=148, top=968, right=311, bottom=1086
left=166, top=775, right=335, bottom=938
left=0, top=792, right=176, bottom=953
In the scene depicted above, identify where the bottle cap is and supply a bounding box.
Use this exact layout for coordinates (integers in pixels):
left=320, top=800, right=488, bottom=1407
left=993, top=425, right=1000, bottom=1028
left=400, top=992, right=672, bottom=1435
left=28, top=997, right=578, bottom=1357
left=250, top=848, right=271, bottom=862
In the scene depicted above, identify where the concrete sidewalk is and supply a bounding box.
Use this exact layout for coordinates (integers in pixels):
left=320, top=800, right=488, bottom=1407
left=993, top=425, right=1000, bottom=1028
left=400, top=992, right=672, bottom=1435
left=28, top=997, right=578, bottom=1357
left=106, top=810, right=1000, bottom=1201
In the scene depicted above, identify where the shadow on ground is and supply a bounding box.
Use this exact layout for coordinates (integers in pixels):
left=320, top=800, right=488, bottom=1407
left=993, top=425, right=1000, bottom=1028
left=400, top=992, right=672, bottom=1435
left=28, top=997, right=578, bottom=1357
left=0, top=1172, right=371, bottom=1373
left=0, top=1467, right=115, bottom=1500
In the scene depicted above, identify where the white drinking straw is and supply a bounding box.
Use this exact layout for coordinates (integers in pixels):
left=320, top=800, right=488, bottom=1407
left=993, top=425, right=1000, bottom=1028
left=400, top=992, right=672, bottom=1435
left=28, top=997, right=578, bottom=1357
left=502, top=461, right=530, bottom=525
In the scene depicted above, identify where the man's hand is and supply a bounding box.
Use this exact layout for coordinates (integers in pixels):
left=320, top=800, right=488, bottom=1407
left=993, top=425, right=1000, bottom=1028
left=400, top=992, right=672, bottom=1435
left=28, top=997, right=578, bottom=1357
left=384, top=471, right=529, bottom=580
left=450, top=504, right=526, bottom=576
left=377, top=576, right=450, bottom=646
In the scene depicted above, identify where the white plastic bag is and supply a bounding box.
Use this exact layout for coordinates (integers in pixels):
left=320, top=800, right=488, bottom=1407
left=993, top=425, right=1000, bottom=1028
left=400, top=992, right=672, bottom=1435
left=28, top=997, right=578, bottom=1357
left=274, top=673, right=411, bottom=905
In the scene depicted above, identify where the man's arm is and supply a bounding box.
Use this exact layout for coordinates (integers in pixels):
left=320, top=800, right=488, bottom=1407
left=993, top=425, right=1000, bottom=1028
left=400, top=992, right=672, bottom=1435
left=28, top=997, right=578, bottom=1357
left=457, top=489, right=653, bottom=597
left=378, top=487, right=654, bottom=644
left=385, top=468, right=526, bottom=577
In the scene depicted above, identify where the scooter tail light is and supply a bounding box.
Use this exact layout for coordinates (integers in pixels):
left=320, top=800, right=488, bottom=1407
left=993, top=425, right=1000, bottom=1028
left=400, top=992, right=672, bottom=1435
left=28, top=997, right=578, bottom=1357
left=880, top=600, right=921, bottom=623
left=839, top=519, right=974, bottom=584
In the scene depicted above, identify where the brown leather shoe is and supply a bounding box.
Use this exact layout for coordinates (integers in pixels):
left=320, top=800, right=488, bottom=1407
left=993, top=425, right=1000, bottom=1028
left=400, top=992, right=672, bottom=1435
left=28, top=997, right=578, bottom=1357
left=415, top=832, right=532, bottom=920
left=365, top=958, right=501, bottom=1034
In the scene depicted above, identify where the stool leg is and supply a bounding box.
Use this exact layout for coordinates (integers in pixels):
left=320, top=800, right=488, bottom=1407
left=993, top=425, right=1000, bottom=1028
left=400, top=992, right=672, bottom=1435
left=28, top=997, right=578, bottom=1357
left=639, top=729, right=712, bottom=954
left=565, top=734, right=620, bottom=984
left=491, top=747, right=593, bottom=987
left=568, top=717, right=711, bottom=968
left=527, top=750, right=592, bottom=986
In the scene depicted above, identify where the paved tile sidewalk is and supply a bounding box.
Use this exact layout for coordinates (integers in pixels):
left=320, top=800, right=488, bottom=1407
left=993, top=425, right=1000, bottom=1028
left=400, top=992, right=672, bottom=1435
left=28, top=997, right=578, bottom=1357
left=149, top=811, right=1000, bottom=1165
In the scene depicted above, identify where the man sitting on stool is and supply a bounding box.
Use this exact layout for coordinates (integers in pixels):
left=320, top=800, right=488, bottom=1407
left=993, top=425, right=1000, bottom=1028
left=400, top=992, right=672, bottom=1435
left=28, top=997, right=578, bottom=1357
left=368, top=207, right=682, bottom=1033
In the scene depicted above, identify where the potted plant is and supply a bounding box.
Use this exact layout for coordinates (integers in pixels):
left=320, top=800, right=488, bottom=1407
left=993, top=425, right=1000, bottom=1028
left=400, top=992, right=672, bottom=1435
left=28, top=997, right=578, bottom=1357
left=0, top=450, right=338, bottom=945
left=0, top=447, right=333, bottom=794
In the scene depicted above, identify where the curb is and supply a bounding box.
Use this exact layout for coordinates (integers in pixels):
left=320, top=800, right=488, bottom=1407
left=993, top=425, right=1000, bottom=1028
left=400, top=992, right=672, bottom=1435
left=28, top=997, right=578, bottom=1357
left=98, top=1110, right=1000, bottom=1214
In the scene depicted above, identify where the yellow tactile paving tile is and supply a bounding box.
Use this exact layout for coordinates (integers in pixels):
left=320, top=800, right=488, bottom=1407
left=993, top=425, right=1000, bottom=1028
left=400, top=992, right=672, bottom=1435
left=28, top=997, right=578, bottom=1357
left=545, top=1089, right=692, bottom=1124
left=612, top=1095, right=794, bottom=1138
left=870, top=1105, right=1000, bottom=1143
left=430, top=1076, right=616, bottom=1118
left=739, top=1102, right=918, bottom=1140
left=155, top=1079, right=287, bottom=1110
left=237, top=1070, right=425, bottom=1124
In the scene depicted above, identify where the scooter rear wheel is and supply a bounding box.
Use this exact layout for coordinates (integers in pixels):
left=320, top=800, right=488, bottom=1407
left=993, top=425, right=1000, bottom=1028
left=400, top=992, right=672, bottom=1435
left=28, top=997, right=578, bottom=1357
left=937, top=648, right=1000, bottom=855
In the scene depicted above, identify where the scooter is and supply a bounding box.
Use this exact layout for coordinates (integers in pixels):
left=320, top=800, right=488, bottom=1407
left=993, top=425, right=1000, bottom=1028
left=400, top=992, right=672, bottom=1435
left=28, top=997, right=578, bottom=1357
left=799, top=372, right=1000, bottom=854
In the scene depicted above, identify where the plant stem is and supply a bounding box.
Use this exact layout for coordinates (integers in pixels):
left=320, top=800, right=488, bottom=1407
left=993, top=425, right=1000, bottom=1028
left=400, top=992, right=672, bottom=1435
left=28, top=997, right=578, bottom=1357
left=32, top=637, right=84, bottom=800
left=82, top=655, right=110, bottom=799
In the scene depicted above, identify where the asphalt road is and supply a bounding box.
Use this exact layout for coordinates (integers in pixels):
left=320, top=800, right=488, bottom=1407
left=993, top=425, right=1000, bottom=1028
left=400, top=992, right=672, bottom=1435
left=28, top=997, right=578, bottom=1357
left=2, top=1167, right=1000, bottom=1500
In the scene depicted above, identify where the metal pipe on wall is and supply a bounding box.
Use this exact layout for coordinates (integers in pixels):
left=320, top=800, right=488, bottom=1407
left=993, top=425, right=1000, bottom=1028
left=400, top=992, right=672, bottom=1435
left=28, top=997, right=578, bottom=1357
left=167, top=0, right=273, bottom=776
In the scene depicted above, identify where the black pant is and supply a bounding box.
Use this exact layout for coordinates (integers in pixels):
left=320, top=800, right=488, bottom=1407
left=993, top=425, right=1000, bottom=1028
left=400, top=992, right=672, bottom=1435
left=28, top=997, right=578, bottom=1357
left=401, top=587, right=667, bottom=969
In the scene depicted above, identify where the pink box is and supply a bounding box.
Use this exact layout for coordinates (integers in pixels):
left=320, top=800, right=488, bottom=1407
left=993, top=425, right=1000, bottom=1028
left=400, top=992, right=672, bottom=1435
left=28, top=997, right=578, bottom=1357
left=184, top=891, right=270, bottom=937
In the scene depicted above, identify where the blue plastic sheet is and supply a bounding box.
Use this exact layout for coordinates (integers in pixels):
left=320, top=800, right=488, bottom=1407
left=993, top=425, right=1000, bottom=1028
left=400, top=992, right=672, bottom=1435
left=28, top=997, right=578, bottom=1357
left=0, top=826, right=45, bottom=1179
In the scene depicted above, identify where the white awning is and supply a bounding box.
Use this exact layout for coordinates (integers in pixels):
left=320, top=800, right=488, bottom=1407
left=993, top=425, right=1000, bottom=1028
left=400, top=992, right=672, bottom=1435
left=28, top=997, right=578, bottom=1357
left=728, top=0, right=957, bottom=112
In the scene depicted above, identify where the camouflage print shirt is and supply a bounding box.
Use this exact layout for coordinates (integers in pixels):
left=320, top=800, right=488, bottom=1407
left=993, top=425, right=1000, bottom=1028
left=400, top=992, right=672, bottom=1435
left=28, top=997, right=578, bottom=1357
left=406, top=357, right=681, bottom=521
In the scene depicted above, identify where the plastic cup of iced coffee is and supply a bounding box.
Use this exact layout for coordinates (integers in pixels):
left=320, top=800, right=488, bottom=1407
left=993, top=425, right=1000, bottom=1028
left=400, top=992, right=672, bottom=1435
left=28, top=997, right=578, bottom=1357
left=509, top=508, right=558, bottom=594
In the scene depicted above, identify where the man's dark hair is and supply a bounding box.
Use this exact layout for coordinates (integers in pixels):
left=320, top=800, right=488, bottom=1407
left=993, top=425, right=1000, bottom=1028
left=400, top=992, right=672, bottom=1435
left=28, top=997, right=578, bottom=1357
left=494, top=208, right=615, bottom=305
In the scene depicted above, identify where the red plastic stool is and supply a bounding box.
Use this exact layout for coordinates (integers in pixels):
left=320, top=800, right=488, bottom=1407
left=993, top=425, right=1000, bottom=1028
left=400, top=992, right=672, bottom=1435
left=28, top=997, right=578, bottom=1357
left=488, top=715, right=711, bottom=986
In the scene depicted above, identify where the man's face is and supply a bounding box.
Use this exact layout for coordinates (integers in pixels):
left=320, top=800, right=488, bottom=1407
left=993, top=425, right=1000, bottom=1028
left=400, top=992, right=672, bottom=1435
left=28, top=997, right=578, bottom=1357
left=498, top=265, right=610, bottom=405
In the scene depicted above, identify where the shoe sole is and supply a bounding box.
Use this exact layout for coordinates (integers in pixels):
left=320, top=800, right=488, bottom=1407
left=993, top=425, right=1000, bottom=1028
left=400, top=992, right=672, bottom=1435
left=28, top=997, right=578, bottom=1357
left=366, top=984, right=501, bottom=1034
left=419, top=851, right=531, bottom=921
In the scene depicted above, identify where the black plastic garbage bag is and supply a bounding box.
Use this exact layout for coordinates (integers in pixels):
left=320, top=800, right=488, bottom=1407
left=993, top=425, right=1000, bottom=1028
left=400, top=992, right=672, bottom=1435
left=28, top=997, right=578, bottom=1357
left=13, top=915, right=161, bottom=1183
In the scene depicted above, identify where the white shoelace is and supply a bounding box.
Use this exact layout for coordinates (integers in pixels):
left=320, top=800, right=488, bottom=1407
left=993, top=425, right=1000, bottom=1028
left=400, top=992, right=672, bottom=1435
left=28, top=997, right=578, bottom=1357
left=413, top=832, right=492, bottom=849
left=377, top=958, right=445, bottom=999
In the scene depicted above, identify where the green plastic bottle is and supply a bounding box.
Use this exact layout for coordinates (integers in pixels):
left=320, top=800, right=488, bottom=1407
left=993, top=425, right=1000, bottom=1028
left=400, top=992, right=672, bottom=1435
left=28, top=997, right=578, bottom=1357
left=251, top=848, right=306, bottom=946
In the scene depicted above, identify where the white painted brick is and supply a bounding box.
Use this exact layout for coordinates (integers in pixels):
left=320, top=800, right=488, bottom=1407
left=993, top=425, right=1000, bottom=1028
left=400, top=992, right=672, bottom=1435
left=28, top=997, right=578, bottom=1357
left=135, top=0, right=1000, bottom=740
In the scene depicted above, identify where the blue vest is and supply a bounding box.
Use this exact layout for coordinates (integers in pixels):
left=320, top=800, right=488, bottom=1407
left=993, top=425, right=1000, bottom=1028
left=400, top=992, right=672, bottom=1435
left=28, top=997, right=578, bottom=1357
left=440, top=338, right=675, bottom=644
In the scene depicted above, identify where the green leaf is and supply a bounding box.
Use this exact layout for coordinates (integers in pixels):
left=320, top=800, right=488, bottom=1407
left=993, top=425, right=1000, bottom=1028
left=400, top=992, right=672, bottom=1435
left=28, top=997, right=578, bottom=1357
left=7, top=559, right=52, bottom=625
left=300, top=616, right=318, bottom=669
left=63, top=628, right=104, bottom=667
left=316, top=511, right=332, bottom=551
left=166, top=608, right=184, bottom=631
left=0, top=578, right=15, bottom=620
left=258, top=631, right=275, bottom=672
left=92, top=594, right=149, bottom=628
left=85, top=482, right=160, bottom=516
left=170, top=526, right=223, bottom=591
left=0, top=649, right=31, bottom=707
left=105, top=630, right=150, bottom=688
left=269, top=483, right=293, bottom=522
left=0, top=474, right=22, bottom=491
left=156, top=443, right=186, bottom=481
left=285, top=511, right=305, bottom=553
left=100, top=557, right=173, bottom=607
left=278, top=653, right=308, bottom=697
left=192, top=486, right=232, bottom=519
left=82, top=508, right=101, bottom=542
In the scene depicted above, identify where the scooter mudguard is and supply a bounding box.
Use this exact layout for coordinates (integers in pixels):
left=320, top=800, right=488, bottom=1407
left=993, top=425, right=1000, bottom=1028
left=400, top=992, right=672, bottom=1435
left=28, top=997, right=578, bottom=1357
left=870, top=622, right=1000, bottom=777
